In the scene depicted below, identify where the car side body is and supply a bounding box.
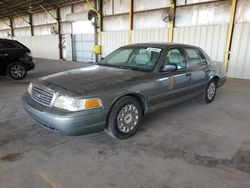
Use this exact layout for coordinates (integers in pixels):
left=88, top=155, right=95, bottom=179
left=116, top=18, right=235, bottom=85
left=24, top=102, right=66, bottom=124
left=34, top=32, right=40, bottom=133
left=22, top=43, right=227, bottom=138
left=0, top=38, right=35, bottom=79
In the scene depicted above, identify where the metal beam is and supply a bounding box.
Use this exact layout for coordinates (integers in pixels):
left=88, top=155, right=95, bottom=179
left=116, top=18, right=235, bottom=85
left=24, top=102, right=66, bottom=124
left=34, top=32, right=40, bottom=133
left=168, top=0, right=176, bottom=43
left=0, top=20, right=11, bottom=28
left=15, top=12, right=30, bottom=25
left=128, top=0, right=134, bottom=44
left=40, top=5, right=57, bottom=22
left=224, top=0, right=237, bottom=70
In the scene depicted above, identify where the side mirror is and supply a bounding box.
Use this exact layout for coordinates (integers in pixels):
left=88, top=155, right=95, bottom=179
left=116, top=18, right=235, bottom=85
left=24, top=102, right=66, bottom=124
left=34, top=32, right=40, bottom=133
left=162, top=63, right=177, bottom=72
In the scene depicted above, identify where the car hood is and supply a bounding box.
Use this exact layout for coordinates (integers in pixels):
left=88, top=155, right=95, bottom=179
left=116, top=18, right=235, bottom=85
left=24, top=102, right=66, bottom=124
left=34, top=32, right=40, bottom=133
left=37, top=65, right=147, bottom=95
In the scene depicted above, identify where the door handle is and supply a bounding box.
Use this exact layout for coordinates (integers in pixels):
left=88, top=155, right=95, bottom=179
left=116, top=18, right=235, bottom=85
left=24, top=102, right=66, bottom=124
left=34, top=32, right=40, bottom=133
left=185, top=73, right=191, bottom=77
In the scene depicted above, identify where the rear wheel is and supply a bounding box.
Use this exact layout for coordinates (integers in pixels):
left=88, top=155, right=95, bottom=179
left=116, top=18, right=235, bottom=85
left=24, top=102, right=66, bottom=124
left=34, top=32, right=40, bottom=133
left=7, top=62, right=27, bottom=80
left=203, top=79, right=217, bottom=104
left=105, top=96, right=143, bottom=139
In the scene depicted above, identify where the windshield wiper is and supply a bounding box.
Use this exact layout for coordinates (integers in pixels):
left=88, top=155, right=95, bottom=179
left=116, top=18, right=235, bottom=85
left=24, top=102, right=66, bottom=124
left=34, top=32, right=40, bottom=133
left=98, top=63, right=129, bottom=70
left=129, top=67, right=149, bottom=72
left=98, top=63, right=149, bottom=72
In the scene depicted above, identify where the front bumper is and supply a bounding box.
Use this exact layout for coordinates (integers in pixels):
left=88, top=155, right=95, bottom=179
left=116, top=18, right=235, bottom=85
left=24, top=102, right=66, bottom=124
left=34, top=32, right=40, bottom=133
left=26, top=62, right=35, bottom=71
left=22, top=56, right=35, bottom=71
left=218, top=75, right=227, bottom=88
left=22, top=92, right=108, bottom=136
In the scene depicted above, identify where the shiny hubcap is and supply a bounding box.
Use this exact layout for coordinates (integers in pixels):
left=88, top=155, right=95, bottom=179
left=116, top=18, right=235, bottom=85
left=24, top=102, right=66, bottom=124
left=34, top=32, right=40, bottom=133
left=117, top=104, right=139, bottom=133
left=10, top=65, right=25, bottom=79
left=207, top=82, right=216, bottom=100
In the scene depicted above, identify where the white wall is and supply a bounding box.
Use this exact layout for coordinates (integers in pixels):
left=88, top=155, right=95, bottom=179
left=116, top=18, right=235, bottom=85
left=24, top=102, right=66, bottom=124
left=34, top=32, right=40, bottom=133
left=102, top=30, right=129, bottom=56
left=14, top=35, right=60, bottom=60
left=228, top=23, right=250, bottom=79
left=65, top=34, right=73, bottom=61
left=173, top=24, right=228, bottom=62
left=101, top=28, right=169, bottom=56
left=132, top=28, right=169, bottom=43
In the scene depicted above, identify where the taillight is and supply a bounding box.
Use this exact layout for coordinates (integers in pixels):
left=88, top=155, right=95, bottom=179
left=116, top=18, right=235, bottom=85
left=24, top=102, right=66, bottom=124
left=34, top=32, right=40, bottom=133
left=26, top=52, right=32, bottom=57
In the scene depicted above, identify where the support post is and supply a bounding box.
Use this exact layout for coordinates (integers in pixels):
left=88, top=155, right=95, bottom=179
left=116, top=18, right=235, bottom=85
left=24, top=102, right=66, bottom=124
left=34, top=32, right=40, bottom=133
left=168, top=0, right=176, bottom=43
left=56, top=7, right=63, bottom=60
left=99, top=0, right=103, bottom=32
left=14, top=12, right=33, bottom=36
left=224, top=0, right=237, bottom=71
left=40, top=5, right=63, bottom=59
left=29, top=13, right=34, bottom=36
left=128, top=0, right=134, bottom=44
left=86, top=0, right=101, bottom=46
left=9, top=18, right=14, bottom=37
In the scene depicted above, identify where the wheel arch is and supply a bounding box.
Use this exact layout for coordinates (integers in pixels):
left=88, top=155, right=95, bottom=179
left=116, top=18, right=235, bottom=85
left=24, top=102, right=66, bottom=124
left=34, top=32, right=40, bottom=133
left=111, top=92, right=148, bottom=115
left=210, top=75, right=220, bottom=86
left=105, top=92, right=148, bottom=128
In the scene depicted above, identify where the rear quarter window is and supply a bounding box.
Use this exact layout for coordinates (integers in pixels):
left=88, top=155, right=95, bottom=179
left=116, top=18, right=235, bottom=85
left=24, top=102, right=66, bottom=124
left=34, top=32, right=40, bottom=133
left=185, top=48, right=207, bottom=67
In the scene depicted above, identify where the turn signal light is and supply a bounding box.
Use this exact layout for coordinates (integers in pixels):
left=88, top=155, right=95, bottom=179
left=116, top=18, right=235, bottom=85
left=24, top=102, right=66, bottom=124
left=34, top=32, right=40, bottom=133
left=84, top=98, right=102, bottom=109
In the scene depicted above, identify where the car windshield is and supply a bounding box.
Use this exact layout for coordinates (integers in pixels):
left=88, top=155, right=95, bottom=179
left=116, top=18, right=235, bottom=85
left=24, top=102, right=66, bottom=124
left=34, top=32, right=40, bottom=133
left=98, top=47, right=162, bottom=71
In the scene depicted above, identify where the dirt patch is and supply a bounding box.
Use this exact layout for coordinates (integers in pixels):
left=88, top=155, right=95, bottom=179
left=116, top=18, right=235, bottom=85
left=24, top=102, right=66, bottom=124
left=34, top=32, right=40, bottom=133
left=174, top=141, right=250, bottom=174
left=232, top=141, right=250, bottom=173
left=1, top=153, right=23, bottom=162
left=136, top=140, right=250, bottom=174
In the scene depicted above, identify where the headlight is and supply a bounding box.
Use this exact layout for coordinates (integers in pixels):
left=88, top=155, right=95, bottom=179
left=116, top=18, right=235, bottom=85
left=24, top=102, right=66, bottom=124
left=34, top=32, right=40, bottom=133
left=27, top=83, right=33, bottom=95
left=53, top=96, right=103, bottom=111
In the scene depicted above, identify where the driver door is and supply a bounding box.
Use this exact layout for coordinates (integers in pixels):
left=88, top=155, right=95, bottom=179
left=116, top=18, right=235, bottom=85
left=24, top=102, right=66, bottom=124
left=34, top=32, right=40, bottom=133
left=154, top=47, right=192, bottom=107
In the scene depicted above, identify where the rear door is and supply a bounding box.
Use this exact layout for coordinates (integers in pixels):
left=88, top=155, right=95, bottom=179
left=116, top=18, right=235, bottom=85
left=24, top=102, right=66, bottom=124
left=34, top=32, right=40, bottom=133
left=0, top=41, right=9, bottom=72
left=183, top=47, right=209, bottom=93
left=2, top=41, right=26, bottom=62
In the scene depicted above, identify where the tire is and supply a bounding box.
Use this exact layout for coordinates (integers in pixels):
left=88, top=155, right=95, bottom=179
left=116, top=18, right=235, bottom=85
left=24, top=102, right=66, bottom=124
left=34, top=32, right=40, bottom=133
left=105, top=96, right=143, bottom=139
left=7, top=62, right=27, bottom=80
left=203, top=79, right=217, bottom=104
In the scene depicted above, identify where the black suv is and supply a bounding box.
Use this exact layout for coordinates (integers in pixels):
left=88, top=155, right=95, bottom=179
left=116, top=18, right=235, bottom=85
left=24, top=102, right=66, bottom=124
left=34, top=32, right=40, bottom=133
left=0, top=39, right=35, bottom=80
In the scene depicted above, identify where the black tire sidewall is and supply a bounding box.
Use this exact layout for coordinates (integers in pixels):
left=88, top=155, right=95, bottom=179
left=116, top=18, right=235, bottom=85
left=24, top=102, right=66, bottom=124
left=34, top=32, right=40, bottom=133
left=107, top=96, right=143, bottom=139
left=204, top=80, right=217, bottom=104
left=7, top=62, right=27, bottom=80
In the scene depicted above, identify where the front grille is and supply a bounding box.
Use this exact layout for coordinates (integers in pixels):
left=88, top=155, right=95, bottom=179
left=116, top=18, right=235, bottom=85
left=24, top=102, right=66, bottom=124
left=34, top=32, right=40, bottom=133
left=31, top=86, right=54, bottom=107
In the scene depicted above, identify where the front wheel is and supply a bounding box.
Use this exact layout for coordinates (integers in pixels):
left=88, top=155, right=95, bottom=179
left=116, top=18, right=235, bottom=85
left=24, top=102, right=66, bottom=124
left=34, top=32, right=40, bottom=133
left=203, top=80, right=217, bottom=104
left=7, top=62, right=27, bottom=80
left=105, top=96, right=143, bottom=139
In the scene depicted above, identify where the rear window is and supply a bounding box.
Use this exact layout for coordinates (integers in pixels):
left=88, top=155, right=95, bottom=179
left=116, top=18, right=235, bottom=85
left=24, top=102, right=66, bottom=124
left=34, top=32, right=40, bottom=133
left=0, top=41, right=24, bottom=49
left=184, top=48, right=207, bottom=67
left=4, top=41, right=23, bottom=49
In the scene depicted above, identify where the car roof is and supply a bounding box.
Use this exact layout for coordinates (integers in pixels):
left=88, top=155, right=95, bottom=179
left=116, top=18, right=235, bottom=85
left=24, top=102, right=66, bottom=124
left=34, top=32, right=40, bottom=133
left=122, top=42, right=200, bottom=49
left=0, top=38, right=17, bottom=42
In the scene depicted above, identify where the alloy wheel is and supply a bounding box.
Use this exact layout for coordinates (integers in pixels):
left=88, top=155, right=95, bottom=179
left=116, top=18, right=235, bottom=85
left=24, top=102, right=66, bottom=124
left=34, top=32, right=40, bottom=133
left=10, top=65, right=26, bottom=79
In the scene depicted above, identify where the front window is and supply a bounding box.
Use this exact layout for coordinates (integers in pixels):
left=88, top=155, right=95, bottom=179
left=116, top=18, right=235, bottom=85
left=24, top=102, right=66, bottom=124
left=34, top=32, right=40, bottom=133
left=99, top=47, right=162, bottom=71
left=164, top=48, right=186, bottom=70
